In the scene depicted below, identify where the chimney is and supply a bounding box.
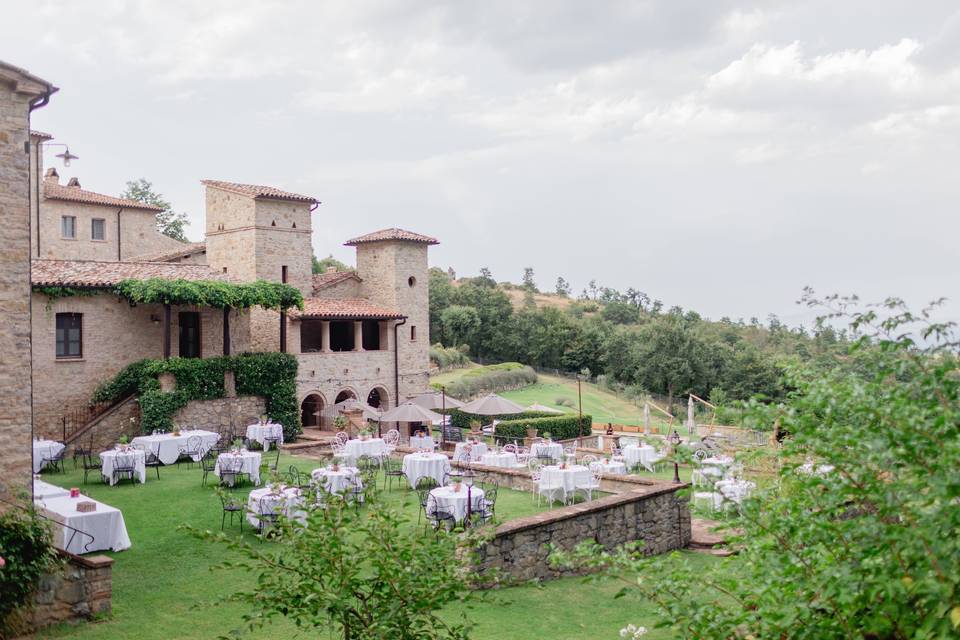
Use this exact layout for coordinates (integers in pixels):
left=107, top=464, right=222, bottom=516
left=66, top=177, right=81, bottom=188
left=44, top=167, right=59, bottom=183
left=326, top=266, right=338, bottom=273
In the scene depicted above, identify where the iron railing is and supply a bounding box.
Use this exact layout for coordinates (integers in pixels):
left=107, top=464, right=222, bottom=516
left=61, top=394, right=135, bottom=444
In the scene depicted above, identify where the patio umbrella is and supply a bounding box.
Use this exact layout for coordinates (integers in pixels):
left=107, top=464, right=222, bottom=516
left=378, top=401, right=444, bottom=424
left=322, top=398, right=382, bottom=422
left=643, top=403, right=650, bottom=436
left=526, top=403, right=564, bottom=414
left=410, top=391, right=465, bottom=410
left=458, top=393, right=524, bottom=416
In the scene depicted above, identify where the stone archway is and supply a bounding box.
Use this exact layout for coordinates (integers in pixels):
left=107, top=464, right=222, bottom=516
left=335, top=389, right=357, bottom=404
left=366, top=386, right=390, bottom=410
left=300, top=393, right=325, bottom=428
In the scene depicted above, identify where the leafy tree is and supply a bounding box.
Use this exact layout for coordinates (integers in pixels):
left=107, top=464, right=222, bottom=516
left=188, top=497, right=473, bottom=640
left=440, top=305, right=481, bottom=348
left=556, top=295, right=960, bottom=639
left=451, top=280, right=512, bottom=359
left=121, top=178, right=189, bottom=242
left=631, top=314, right=711, bottom=409
left=312, top=254, right=353, bottom=274
left=600, top=300, right=640, bottom=325
left=476, top=267, right=496, bottom=288
left=555, top=277, right=572, bottom=297
left=428, top=267, right=455, bottom=343
left=521, top=267, right=537, bottom=292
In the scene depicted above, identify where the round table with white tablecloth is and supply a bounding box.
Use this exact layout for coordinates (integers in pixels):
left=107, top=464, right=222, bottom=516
left=100, top=449, right=146, bottom=485
left=479, top=451, right=519, bottom=468
left=531, top=441, right=563, bottom=461
left=453, top=441, right=487, bottom=462
left=131, top=430, right=220, bottom=465
left=409, top=435, right=435, bottom=450
left=215, top=450, right=262, bottom=485
left=700, top=455, right=734, bottom=479
left=539, top=464, right=591, bottom=494
left=311, top=466, right=361, bottom=495
left=33, top=440, right=65, bottom=473
left=246, top=423, right=284, bottom=450
left=715, top=479, right=755, bottom=505
left=429, top=485, right=485, bottom=523
left=342, top=438, right=386, bottom=465
left=622, top=444, right=657, bottom=470
left=246, top=486, right=305, bottom=528
left=402, top=452, right=451, bottom=489
left=594, top=460, right=627, bottom=475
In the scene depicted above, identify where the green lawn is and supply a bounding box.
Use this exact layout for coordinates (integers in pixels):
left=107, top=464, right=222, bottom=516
left=35, top=454, right=710, bottom=639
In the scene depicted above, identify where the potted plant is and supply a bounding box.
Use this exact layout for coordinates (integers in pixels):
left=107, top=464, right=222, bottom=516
left=359, top=427, right=372, bottom=441
left=232, top=438, right=244, bottom=453
left=542, top=431, right=552, bottom=442
left=260, top=414, right=268, bottom=425
left=117, top=433, right=129, bottom=450
left=172, top=425, right=182, bottom=437
left=333, top=415, right=348, bottom=431
left=526, top=423, right=539, bottom=440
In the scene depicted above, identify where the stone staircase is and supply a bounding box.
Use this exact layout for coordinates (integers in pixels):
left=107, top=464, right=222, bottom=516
left=688, top=518, right=742, bottom=557
left=281, top=427, right=333, bottom=459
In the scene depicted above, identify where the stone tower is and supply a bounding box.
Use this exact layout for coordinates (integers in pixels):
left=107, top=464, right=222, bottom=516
left=346, top=228, right=438, bottom=402
left=201, top=180, right=318, bottom=351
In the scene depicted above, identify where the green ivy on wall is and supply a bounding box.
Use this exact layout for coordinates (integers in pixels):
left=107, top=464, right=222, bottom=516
left=92, top=353, right=301, bottom=441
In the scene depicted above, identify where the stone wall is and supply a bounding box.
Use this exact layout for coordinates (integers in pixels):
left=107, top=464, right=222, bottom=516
left=11, top=552, right=114, bottom=634
left=172, top=395, right=266, bottom=434
left=471, top=484, right=691, bottom=585
left=0, top=62, right=49, bottom=506
left=67, top=395, right=140, bottom=454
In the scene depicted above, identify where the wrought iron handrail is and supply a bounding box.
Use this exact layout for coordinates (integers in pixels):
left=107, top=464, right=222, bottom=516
left=61, top=393, right=136, bottom=444
left=0, top=496, right=96, bottom=554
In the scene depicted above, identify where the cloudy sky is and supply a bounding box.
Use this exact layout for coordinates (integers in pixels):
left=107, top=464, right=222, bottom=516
left=5, top=1, right=959, bottom=327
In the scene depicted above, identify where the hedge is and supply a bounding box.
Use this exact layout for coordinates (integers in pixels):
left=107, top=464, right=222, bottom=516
left=433, top=363, right=537, bottom=399
left=91, top=352, right=301, bottom=441
left=494, top=414, right=593, bottom=443
left=444, top=409, right=558, bottom=430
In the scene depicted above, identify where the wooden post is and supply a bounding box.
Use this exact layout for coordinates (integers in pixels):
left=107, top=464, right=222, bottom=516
left=223, top=307, right=231, bottom=356
left=279, top=311, right=287, bottom=353
left=162, top=304, right=171, bottom=359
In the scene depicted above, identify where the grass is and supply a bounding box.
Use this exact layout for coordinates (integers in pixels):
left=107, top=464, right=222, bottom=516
left=35, top=454, right=711, bottom=639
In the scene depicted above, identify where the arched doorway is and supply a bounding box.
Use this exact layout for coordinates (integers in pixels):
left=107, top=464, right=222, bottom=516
left=300, top=394, right=324, bottom=428
left=366, top=386, right=389, bottom=410
left=335, top=389, right=356, bottom=404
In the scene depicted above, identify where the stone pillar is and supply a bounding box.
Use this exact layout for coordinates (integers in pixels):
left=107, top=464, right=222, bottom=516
left=353, top=320, right=364, bottom=352
left=321, top=321, right=331, bottom=353
left=378, top=320, right=389, bottom=351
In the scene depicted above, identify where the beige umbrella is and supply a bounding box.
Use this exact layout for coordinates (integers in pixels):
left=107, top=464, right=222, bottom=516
left=410, top=391, right=465, bottom=410
left=378, top=401, right=444, bottom=424
left=459, top=393, right=525, bottom=416
left=526, top=403, right=564, bottom=414
left=322, top=398, right=382, bottom=422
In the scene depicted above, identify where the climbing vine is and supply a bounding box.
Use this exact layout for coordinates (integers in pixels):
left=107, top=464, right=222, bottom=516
left=33, top=286, right=100, bottom=312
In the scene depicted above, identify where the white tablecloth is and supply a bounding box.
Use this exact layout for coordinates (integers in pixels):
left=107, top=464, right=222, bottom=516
left=33, top=440, right=65, bottom=473
left=701, top=456, right=734, bottom=478
left=623, top=445, right=657, bottom=469
left=246, top=423, right=284, bottom=450
left=479, top=452, right=519, bottom=468
left=716, top=479, right=755, bottom=505
left=34, top=479, right=70, bottom=500
left=37, top=495, right=131, bottom=554
left=595, top=460, right=628, bottom=475
left=453, top=441, right=488, bottom=462
left=343, top=438, right=386, bottom=465
left=540, top=465, right=591, bottom=494
left=215, top=450, right=262, bottom=485
left=402, top=453, right=451, bottom=489
left=409, top=435, right=435, bottom=450
left=246, top=486, right=305, bottom=528
left=312, top=466, right=360, bottom=495
left=100, top=449, right=146, bottom=485
left=531, top=442, right=563, bottom=461
left=430, top=485, right=484, bottom=523
left=131, top=430, right=220, bottom=465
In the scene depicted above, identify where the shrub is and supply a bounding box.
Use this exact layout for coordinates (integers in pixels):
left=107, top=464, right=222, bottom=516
left=437, top=364, right=537, bottom=399
left=0, top=507, right=61, bottom=632
left=495, top=414, right=593, bottom=443
left=555, top=397, right=574, bottom=407
left=445, top=409, right=557, bottom=430
left=429, top=344, right=470, bottom=370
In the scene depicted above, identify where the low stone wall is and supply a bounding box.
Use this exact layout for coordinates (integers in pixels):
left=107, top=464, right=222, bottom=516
left=172, top=395, right=266, bottom=433
left=471, top=484, right=690, bottom=585
left=10, top=551, right=113, bottom=634
left=449, top=459, right=670, bottom=495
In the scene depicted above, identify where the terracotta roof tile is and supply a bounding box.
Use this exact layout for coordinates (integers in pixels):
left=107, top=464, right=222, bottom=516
left=344, top=228, right=439, bottom=246
left=291, top=297, right=404, bottom=320
left=43, top=182, right=163, bottom=211
left=202, top=179, right=318, bottom=204
left=132, top=242, right=207, bottom=263
left=32, top=259, right=236, bottom=288
left=30, top=129, right=54, bottom=139
left=312, top=270, right=361, bottom=293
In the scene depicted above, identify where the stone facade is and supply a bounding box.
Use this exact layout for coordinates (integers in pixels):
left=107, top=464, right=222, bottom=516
left=172, top=395, right=266, bottom=433
left=0, top=61, right=52, bottom=505
left=10, top=552, right=114, bottom=634
left=471, top=484, right=691, bottom=585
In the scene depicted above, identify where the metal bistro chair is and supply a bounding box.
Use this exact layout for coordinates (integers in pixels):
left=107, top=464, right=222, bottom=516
left=81, top=451, right=105, bottom=485
left=260, top=444, right=281, bottom=478
left=42, top=448, right=67, bottom=474
left=382, top=456, right=407, bottom=492
left=219, top=491, right=244, bottom=532
left=469, top=493, right=494, bottom=525
left=140, top=443, right=162, bottom=480
left=424, top=494, right=456, bottom=534
left=201, top=451, right=219, bottom=487
left=178, top=435, right=204, bottom=469
left=72, top=437, right=93, bottom=470
left=111, top=452, right=138, bottom=486
left=256, top=495, right=282, bottom=540
left=218, top=455, right=244, bottom=488
left=481, top=482, right=499, bottom=520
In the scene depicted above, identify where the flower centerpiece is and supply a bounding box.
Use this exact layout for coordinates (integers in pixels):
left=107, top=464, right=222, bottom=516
left=359, top=427, right=372, bottom=441
left=117, top=433, right=129, bottom=451
left=172, top=425, right=182, bottom=437
left=331, top=460, right=340, bottom=472
left=259, top=414, right=268, bottom=425
left=543, top=431, right=552, bottom=442
left=232, top=438, right=244, bottom=453
left=453, top=480, right=462, bottom=492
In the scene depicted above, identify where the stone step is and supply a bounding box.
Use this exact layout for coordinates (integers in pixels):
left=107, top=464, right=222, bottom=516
left=689, top=546, right=736, bottom=557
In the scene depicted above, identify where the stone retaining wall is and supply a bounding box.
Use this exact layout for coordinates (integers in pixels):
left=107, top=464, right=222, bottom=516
left=470, top=483, right=690, bottom=586
left=172, top=395, right=266, bottom=434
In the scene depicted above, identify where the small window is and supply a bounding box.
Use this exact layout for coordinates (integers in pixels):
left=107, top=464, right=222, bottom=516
left=408, top=276, right=416, bottom=287
left=410, top=325, right=417, bottom=341
left=56, top=313, right=82, bottom=359
left=91, top=218, right=106, bottom=240
left=281, top=265, right=288, bottom=283
left=61, top=215, right=76, bottom=239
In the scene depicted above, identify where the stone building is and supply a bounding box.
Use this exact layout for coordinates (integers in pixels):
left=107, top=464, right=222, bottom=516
left=0, top=60, right=55, bottom=505
left=26, top=132, right=437, bottom=443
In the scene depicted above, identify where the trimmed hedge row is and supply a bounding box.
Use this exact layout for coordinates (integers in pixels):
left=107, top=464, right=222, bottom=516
left=91, top=352, right=301, bottom=441
left=445, top=409, right=558, bottom=430
left=494, top=414, right=593, bottom=443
